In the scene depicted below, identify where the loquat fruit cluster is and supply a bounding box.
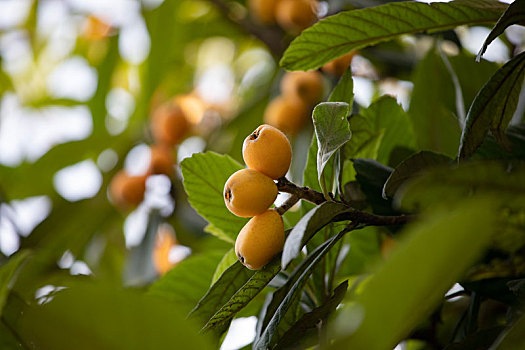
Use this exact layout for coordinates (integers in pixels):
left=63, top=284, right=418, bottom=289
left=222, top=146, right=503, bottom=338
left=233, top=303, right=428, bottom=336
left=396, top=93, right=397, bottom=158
left=224, top=125, right=292, bottom=270
left=264, top=55, right=355, bottom=135
left=109, top=96, right=191, bottom=210
left=264, top=70, right=323, bottom=136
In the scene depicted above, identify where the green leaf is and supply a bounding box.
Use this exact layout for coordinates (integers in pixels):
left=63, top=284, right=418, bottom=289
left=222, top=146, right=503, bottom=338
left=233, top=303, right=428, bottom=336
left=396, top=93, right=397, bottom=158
left=353, top=159, right=397, bottom=216
left=449, top=51, right=499, bottom=112
left=181, top=152, right=248, bottom=242
left=259, top=234, right=339, bottom=342
left=303, top=134, right=323, bottom=194
left=475, top=123, right=525, bottom=160
left=314, top=102, right=351, bottom=196
left=280, top=0, right=506, bottom=71
left=328, top=67, right=354, bottom=106
left=342, top=115, right=382, bottom=162
left=382, top=151, right=452, bottom=199
left=201, top=257, right=281, bottom=332
left=0, top=251, right=30, bottom=317
left=211, top=249, right=238, bottom=284
left=149, top=251, right=225, bottom=315
left=339, top=114, right=383, bottom=191
left=331, top=198, right=497, bottom=349
left=276, top=280, right=348, bottom=349
left=459, top=51, right=525, bottom=160
left=0, top=321, right=22, bottom=349
left=188, top=261, right=254, bottom=326
left=282, top=201, right=353, bottom=269
left=360, top=96, right=416, bottom=165
left=204, top=224, right=235, bottom=245
left=478, top=0, right=524, bottom=61
left=4, top=282, right=212, bottom=350
left=395, top=161, right=525, bottom=212
left=256, top=228, right=349, bottom=349
left=408, top=47, right=461, bottom=158
left=337, top=226, right=381, bottom=277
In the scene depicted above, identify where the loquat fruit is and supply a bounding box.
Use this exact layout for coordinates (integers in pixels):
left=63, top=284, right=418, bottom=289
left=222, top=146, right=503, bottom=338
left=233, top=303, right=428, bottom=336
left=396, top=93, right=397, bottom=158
left=153, top=225, right=178, bottom=275
left=243, top=124, right=292, bottom=180
left=109, top=170, right=147, bottom=209
left=263, top=95, right=309, bottom=136
left=151, top=100, right=190, bottom=146
left=281, top=70, right=323, bottom=106
left=224, top=168, right=278, bottom=218
left=275, top=0, right=318, bottom=33
left=235, top=209, right=285, bottom=270
left=321, top=52, right=356, bottom=77
left=148, top=145, right=174, bottom=176
left=248, top=0, right=278, bottom=24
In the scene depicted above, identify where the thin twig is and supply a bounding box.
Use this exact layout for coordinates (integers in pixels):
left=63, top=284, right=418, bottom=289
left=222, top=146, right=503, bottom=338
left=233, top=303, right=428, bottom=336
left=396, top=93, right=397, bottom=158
left=205, top=0, right=286, bottom=57
left=277, top=177, right=415, bottom=226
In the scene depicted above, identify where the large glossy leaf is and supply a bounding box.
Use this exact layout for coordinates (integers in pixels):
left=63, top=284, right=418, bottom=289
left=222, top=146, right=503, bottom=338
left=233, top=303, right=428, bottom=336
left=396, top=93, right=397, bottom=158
left=258, top=240, right=336, bottom=342
left=337, top=226, right=381, bottom=277
left=459, top=51, right=525, bottom=160
left=256, top=228, right=349, bottom=349
left=201, top=257, right=281, bottom=332
left=148, top=251, right=225, bottom=315
left=211, top=249, right=237, bottom=284
left=331, top=198, right=497, bottom=349
left=313, top=102, right=351, bottom=195
left=282, top=201, right=353, bottom=269
left=478, top=0, right=525, bottom=60
left=339, top=114, right=383, bottom=191
left=449, top=51, right=499, bottom=118
left=180, top=152, right=247, bottom=243
left=0, top=251, right=30, bottom=317
left=280, top=0, right=506, bottom=71
left=382, top=151, right=452, bottom=199
left=475, top=123, right=525, bottom=160
left=4, top=282, right=212, bottom=350
left=276, top=280, right=348, bottom=349
left=187, top=260, right=254, bottom=325
left=409, top=47, right=461, bottom=158
left=360, top=96, right=415, bottom=165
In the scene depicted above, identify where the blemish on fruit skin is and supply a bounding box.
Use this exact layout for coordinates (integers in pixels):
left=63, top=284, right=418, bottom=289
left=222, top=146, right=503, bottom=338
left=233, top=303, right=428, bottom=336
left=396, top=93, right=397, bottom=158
left=225, top=189, right=232, bottom=201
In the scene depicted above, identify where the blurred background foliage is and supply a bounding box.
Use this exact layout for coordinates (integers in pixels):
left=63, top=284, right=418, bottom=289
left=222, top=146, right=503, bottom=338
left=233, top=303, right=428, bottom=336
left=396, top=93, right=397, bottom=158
left=0, top=0, right=523, bottom=349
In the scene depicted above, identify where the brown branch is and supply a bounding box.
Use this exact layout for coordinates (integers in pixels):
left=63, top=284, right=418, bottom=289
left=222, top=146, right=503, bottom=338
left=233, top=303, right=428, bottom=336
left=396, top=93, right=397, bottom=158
left=205, top=0, right=286, bottom=57
left=276, top=177, right=326, bottom=205
left=276, top=194, right=300, bottom=216
left=334, top=209, right=413, bottom=226
left=276, top=177, right=415, bottom=226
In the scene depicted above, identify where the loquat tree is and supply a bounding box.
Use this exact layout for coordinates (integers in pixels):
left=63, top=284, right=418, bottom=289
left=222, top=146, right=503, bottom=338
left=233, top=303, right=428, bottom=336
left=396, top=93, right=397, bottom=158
left=0, top=0, right=524, bottom=349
